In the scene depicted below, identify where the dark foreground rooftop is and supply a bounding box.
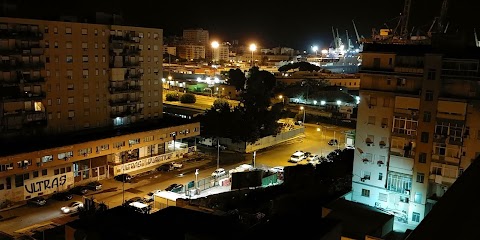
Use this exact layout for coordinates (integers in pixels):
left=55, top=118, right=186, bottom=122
left=0, top=116, right=198, bottom=157
left=67, top=206, right=242, bottom=240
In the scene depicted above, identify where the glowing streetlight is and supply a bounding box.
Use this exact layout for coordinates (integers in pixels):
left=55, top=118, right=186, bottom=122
left=278, top=95, right=284, bottom=104
left=321, top=49, right=328, bottom=54
left=211, top=41, right=219, bottom=64
left=311, top=45, right=318, bottom=55
left=300, top=106, right=306, bottom=124
left=320, top=100, right=326, bottom=106
left=249, top=43, right=257, bottom=67
left=337, top=100, right=342, bottom=105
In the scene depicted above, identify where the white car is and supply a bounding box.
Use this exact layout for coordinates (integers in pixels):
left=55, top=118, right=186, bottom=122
left=289, top=151, right=306, bottom=163
left=212, top=168, right=227, bottom=178
left=270, top=166, right=284, bottom=173
left=143, top=189, right=162, bottom=202
left=171, top=162, right=183, bottom=170
left=61, top=201, right=84, bottom=214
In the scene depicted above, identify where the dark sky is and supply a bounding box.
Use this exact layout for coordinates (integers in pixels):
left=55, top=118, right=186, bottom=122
left=12, top=0, right=479, bottom=50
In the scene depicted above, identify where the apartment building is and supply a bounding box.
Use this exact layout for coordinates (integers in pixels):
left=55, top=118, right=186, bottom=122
left=350, top=40, right=480, bottom=226
left=212, top=42, right=230, bottom=63
left=182, top=28, right=209, bottom=46
left=0, top=17, right=200, bottom=203
left=177, top=44, right=205, bottom=60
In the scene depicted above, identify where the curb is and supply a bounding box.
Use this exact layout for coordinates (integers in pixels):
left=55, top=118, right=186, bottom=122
left=0, top=202, right=26, bottom=213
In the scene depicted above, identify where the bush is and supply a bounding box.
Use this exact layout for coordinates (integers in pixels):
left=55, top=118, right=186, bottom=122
left=166, top=92, right=180, bottom=101
left=213, top=98, right=230, bottom=109
left=180, top=93, right=196, bottom=103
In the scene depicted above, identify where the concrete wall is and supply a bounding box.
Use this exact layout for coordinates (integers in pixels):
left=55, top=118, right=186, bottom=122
left=220, top=127, right=305, bottom=153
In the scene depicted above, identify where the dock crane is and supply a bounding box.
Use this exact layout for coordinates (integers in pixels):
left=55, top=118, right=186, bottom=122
left=400, top=0, right=412, bottom=38
left=352, top=19, right=362, bottom=49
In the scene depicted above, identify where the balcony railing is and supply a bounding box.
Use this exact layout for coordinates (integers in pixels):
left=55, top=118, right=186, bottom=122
left=1, top=91, right=46, bottom=102
left=109, top=35, right=140, bottom=43
left=0, top=62, right=45, bottom=70
left=123, top=48, right=141, bottom=56
left=23, top=111, right=47, bottom=126
left=109, top=97, right=140, bottom=106
left=110, top=108, right=143, bottom=118
left=109, top=85, right=141, bottom=94
left=125, top=72, right=143, bottom=80
left=0, top=30, right=44, bottom=40
left=124, top=61, right=141, bottom=67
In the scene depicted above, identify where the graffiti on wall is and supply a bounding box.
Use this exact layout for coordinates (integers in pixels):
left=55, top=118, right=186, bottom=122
left=24, top=173, right=74, bottom=199
left=114, top=146, right=196, bottom=175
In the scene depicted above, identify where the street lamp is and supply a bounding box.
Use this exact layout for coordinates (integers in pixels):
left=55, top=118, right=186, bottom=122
left=300, top=106, right=306, bottom=124
left=249, top=43, right=257, bottom=67
left=211, top=41, right=219, bottom=76
left=278, top=95, right=284, bottom=104
left=311, top=45, right=318, bottom=55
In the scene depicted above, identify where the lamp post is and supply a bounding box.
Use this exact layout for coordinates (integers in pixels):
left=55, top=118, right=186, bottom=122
left=217, top=138, right=220, bottom=169
left=249, top=43, right=257, bottom=67
left=278, top=95, right=284, bottom=104
left=311, top=45, right=318, bottom=56
left=300, top=106, right=306, bottom=124
left=211, top=41, right=219, bottom=76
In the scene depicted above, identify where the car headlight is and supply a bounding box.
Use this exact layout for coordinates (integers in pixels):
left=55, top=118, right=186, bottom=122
left=61, top=207, right=70, bottom=213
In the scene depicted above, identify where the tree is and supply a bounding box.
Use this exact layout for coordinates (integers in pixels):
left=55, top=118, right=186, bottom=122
left=165, top=92, right=180, bottom=101
left=180, top=93, right=196, bottom=103
left=213, top=98, right=230, bottom=109
left=228, top=68, right=247, bottom=90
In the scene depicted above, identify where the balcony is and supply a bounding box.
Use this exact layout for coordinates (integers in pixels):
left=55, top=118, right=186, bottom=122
left=1, top=90, right=46, bottom=102
left=0, top=62, right=45, bottom=71
left=125, top=72, right=143, bottom=80
left=123, top=48, right=141, bottom=56
left=23, top=111, right=47, bottom=126
left=389, top=154, right=414, bottom=175
left=0, top=29, right=44, bottom=40
left=109, top=85, right=141, bottom=94
left=109, top=35, right=140, bottom=43
left=109, top=97, right=140, bottom=106
left=431, top=154, right=460, bottom=165
left=124, top=61, right=141, bottom=67
left=110, top=108, right=143, bottom=118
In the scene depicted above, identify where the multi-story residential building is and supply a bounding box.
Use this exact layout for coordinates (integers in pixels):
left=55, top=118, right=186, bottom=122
left=0, top=17, right=200, bottom=203
left=182, top=28, right=209, bottom=46
left=163, top=45, right=176, bottom=56
left=212, top=42, right=229, bottom=63
left=177, top=44, right=205, bottom=60
left=350, top=39, right=480, bottom=226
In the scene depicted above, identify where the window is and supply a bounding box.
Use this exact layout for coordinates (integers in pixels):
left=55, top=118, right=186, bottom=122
left=44, top=26, right=49, bottom=33
left=42, top=155, right=53, bottom=163
left=42, top=169, right=47, bottom=176
left=129, top=138, right=140, bottom=146
left=45, top=40, right=49, bottom=48
left=388, top=58, right=393, bottom=65
left=373, top=58, right=380, bottom=68
left=58, top=151, right=73, bottom=160
left=78, top=148, right=92, bottom=156
left=368, top=116, right=376, bottom=125
left=144, top=136, right=154, bottom=142
left=54, top=27, right=58, bottom=34
left=421, top=132, right=429, bottom=143
left=414, top=192, right=422, bottom=204
left=82, top=69, right=89, bottom=78
left=66, top=56, right=73, bottom=63
left=47, top=99, right=52, bottom=105
left=423, top=111, right=431, bottom=122
left=387, top=171, right=412, bottom=194
left=425, top=91, right=434, bottom=101
left=412, top=212, right=421, bottom=223
left=84, top=97, right=89, bottom=103
left=67, top=97, right=74, bottom=104
left=114, top=141, right=125, bottom=149
left=397, top=78, right=406, bottom=86
left=392, top=117, right=418, bottom=135
left=153, top=45, right=159, bottom=50
left=82, top=42, right=88, bottom=49
left=378, top=173, right=383, bottom=180
left=379, top=193, right=387, bottom=202
left=66, top=27, right=72, bottom=34
left=102, top=43, right=106, bottom=49
left=427, top=69, right=436, bottom=80
left=54, top=41, right=58, bottom=48
left=381, top=118, right=388, bottom=128
left=33, top=171, right=39, bottom=178
left=361, top=189, right=370, bottom=197
left=68, top=111, right=75, bottom=118
left=416, top=173, right=425, bottom=183
left=81, top=28, right=87, bottom=35
left=418, top=152, right=427, bottom=163
left=400, top=196, right=409, bottom=203
left=54, top=169, right=59, bottom=175
left=82, top=56, right=88, bottom=62
left=383, top=98, right=390, bottom=107
left=66, top=42, right=72, bottom=49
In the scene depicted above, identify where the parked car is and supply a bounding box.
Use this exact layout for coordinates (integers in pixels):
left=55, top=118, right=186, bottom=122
left=124, top=197, right=145, bottom=206
left=157, top=162, right=183, bottom=172
left=328, top=139, right=339, bottom=146
left=289, top=151, right=306, bottom=163
left=211, top=168, right=227, bottom=178
left=269, top=166, right=284, bottom=173
left=51, top=191, right=73, bottom=201
left=85, top=181, right=102, bottom=191
left=165, top=183, right=183, bottom=192
left=143, top=189, right=162, bottom=202
left=307, top=154, right=320, bottom=164
left=70, top=186, right=88, bottom=195
left=60, top=201, right=84, bottom=214
left=27, top=197, right=47, bottom=206
left=114, top=173, right=132, bottom=183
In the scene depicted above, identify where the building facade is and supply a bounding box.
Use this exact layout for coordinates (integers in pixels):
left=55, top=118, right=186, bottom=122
left=0, top=17, right=200, bottom=204
left=212, top=42, right=229, bottom=63
left=177, top=45, right=205, bottom=60
left=350, top=42, right=480, bottom=226
left=182, top=28, right=209, bottom=46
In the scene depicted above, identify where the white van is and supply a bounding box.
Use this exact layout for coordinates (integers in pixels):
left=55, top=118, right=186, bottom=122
left=289, top=151, right=306, bottom=163
left=128, top=201, right=151, bottom=214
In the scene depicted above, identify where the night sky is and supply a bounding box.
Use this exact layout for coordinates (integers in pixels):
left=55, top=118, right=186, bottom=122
left=11, top=0, right=479, bottom=50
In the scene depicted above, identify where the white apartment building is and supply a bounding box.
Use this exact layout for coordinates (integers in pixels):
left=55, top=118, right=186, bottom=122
left=350, top=41, right=480, bottom=226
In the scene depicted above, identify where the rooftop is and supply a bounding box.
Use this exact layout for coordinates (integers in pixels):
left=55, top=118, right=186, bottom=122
left=0, top=116, right=198, bottom=157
